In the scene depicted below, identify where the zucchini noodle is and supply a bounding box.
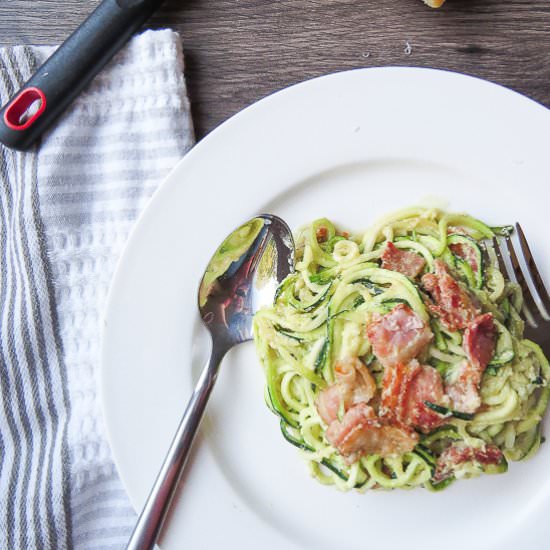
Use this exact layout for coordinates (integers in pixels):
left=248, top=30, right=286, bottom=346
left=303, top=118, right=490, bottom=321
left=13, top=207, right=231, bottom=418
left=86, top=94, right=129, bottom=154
left=253, top=207, right=550, bottom=491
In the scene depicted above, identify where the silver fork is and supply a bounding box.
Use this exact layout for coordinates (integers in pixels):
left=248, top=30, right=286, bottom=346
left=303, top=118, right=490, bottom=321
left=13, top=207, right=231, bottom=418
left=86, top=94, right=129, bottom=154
left=492, top=223, right=550, bottom=354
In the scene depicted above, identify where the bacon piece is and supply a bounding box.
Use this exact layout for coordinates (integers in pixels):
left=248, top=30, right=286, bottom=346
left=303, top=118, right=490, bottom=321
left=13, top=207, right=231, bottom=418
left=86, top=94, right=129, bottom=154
left=405, top=364, right=449, bottom=433
left=433, top=443, right=503, bottom=482
left=463, top=313, right=496, bottom=370
left=422, top=260, right=479, bottom=331
left=325, top=403, right=418, bottom=463
left=366, top=304, right=433, bottom=368
left=379, top=361, right=416, bottom=419
left=445, top=360, right=482, bottom=414
left=381, top=242, right=426, bottom=278
left=316, top=358, right=376, bottom=425
left=449, top=242, right=479, bottom=272
left=347, top=360, right=378, bottom=406
left=381, top=361, right=448, bottom=433
left=317, top=385, right=343, bottom=425
left=445, top=315, right=495, bottom=414
left=316, top=226, right=328, bottom=242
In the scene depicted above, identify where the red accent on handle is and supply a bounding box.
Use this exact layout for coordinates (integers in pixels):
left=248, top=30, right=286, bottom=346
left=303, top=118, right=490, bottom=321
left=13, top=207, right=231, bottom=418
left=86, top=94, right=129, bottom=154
left=4, top=87, right=47, bottom=131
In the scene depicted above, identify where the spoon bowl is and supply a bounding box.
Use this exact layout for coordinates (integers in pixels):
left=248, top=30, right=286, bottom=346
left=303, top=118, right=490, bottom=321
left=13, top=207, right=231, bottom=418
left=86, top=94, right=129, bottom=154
left=199, top=214, right=295, bottom=346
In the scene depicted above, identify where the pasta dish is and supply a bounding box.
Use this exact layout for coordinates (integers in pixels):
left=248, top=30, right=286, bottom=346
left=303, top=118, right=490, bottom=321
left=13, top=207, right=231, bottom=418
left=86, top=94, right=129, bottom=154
left=253, top=207, right=549, bottom=491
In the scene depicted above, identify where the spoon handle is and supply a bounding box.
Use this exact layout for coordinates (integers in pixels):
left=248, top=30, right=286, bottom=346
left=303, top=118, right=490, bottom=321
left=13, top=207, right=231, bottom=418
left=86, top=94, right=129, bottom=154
left=126, top=343, right=226, bottom=550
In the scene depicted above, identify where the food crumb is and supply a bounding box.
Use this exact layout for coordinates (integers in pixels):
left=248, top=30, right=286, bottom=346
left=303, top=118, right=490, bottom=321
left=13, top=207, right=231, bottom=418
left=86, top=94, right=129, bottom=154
left=404, top=42, right=412, bottom=55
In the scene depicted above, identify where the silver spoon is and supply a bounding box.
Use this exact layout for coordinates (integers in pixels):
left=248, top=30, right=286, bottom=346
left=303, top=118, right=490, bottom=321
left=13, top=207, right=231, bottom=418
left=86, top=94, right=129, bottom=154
left=127, top=214, right=295, bottom=550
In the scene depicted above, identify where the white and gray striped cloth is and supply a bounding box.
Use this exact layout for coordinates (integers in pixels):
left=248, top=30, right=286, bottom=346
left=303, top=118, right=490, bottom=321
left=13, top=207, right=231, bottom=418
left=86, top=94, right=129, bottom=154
left=0, top=30, right=194, bottom=548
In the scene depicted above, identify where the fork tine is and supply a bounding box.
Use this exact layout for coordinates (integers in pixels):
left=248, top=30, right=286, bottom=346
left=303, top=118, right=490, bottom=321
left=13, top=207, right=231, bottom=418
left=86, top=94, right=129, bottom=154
left=501, top=233, right=541, bottom=327
left=515, top=223, right=550, bottom=319
left=492, top=237, right=508, bottom=276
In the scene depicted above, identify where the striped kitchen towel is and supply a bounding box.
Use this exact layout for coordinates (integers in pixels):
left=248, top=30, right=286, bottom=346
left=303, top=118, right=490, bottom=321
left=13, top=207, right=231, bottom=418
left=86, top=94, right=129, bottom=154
left=0, top=29, right=194, bottom=549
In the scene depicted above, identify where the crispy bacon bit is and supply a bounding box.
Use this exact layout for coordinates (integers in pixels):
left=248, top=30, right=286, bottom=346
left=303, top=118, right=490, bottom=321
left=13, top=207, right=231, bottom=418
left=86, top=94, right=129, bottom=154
left=325, top=403, right=418, bottom=464
left=463, top=313, right=496, bottom=371
left=433, top=443, right=503, bottom=482
left=317, top=385, right=344, bottom=425
left=381, top=241, right=426, bottom=278
left=381, top=361, right=448, bottom=433
left=422, top=260, right=479, bottom=331
left=405, top=364, right=448, bottom=433
left=344, top=359, right=377, bottom=405
left=316, top=226, right=328, bottom=242
left=445, top=360, right=482, bottom=414
left=449, top=242, right=479, bottom=272
left=316, top=358, right=376, bottom=425
left=379, top=360, right=416, bottom=419
left=445, top=315, right=495, bottom=414
left=366, top=304, right=433, bottom=368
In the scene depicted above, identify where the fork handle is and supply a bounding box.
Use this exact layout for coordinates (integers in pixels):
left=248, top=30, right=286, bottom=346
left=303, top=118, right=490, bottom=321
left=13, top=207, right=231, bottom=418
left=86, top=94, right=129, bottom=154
left=126, top=343, right=226, bottom=550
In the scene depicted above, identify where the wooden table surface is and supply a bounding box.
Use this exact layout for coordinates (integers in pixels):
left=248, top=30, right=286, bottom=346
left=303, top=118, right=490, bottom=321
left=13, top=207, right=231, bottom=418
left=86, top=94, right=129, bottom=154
left=1, top=0, right=549, bottom=139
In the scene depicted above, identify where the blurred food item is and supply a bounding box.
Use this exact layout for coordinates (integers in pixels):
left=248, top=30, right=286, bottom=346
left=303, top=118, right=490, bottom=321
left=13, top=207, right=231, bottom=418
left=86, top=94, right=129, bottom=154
left=423, top=0, right=446, bottom=7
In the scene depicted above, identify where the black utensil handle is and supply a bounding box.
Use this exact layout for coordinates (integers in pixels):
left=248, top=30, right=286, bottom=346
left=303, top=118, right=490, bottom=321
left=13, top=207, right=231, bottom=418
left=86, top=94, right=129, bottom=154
left=0, top=0, right=165, bottom=151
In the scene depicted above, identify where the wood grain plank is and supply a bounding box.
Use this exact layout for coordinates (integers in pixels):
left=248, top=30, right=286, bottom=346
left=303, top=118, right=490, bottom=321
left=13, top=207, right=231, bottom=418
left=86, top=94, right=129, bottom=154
left=1, top=0, right=549, bottom=138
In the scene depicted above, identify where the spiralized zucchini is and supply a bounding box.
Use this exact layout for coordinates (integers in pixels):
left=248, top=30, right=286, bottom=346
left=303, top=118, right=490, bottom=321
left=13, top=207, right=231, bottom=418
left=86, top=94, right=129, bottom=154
left=253, top=207, right=550, bottom=491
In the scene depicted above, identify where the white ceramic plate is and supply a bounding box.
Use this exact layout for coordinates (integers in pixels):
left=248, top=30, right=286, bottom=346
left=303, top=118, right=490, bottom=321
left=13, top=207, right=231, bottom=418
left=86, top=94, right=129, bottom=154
left=101, top=67, right=550, bottom=550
